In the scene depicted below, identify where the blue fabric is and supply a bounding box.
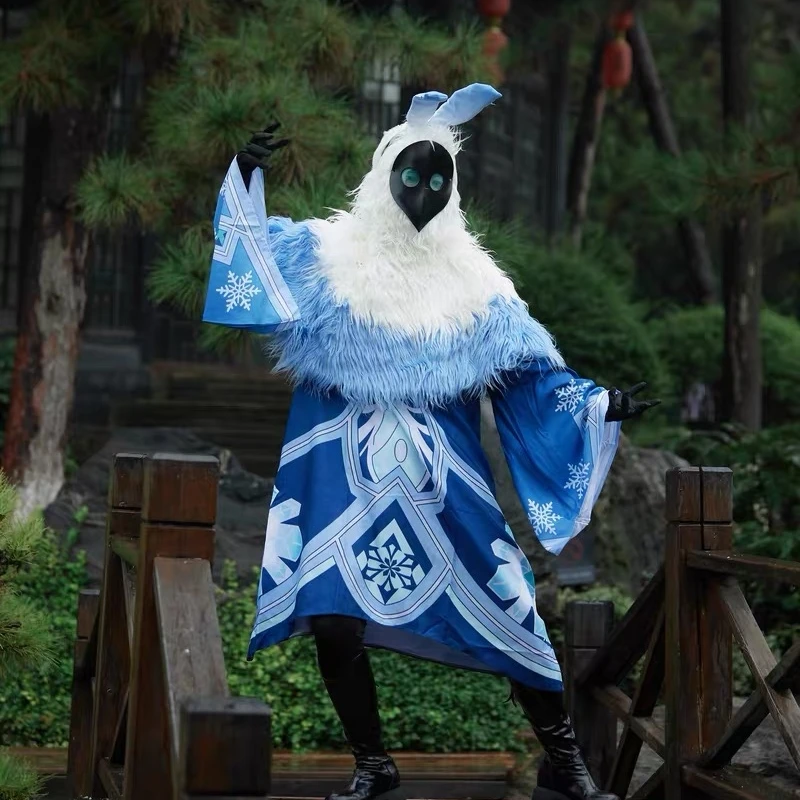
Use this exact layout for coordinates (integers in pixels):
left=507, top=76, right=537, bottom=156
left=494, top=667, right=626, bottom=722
left=266, top=217, right=564, bottom=407
left=249, top=360, right=619, bottom=689
left=491, top=368, right=621, bottom=556
left=203, top=159, right=300, bottom=333
left=430, top=83, right=502, bottom=127
left=406, top=90, right=448, bottom=126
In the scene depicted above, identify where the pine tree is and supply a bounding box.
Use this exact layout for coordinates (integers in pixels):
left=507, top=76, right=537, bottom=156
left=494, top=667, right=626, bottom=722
left=0, top=472, right=53, bottom=800
left=0, top=1, right=486, bottom=512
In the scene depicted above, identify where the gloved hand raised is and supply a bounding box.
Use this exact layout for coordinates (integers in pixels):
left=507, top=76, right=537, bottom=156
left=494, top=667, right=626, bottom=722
left=605, top=382, right=661, bottom=422
left=236, top=122, right=289, bottom=189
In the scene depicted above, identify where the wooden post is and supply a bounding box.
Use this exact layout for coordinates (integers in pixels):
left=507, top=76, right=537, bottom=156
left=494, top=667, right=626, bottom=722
left=123, top=454, right=219, bottom=800
left=88, top=453, right=145, bottom=796
left=664, top=466, right=733, bottom=798
left=67, top=587, right=100, bottom=797
left=564, top=600, right=616, bottom=786
left=179, top=697, right=271, bottom=799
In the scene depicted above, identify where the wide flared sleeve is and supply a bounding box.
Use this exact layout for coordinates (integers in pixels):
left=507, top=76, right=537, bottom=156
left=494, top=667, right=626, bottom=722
left=490, top=364, right=621, bottom=556
left=202, top=157, right=300, bottom=333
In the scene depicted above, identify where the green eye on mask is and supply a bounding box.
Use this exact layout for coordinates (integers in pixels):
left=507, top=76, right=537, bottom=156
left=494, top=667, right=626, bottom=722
left=401, top=168, right=421, bottom=188
left=429, top=173, right=445, bottom=191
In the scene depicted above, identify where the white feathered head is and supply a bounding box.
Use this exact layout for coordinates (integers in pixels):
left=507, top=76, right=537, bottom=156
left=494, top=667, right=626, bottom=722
left=349, top=84, right=502, bottom=239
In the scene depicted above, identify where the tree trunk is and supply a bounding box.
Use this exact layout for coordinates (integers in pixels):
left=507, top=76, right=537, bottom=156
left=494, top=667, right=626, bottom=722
left=567, top=26, right=608, bottom=248
left=629, top=17, right=717, bottom=305
left=720, top=0, right=763, bottom=430
left=2, top=109, right=100, bottom=517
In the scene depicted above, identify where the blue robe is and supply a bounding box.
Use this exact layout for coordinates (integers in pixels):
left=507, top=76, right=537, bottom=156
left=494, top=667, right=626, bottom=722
left=203, top=160, right=620, bottom=690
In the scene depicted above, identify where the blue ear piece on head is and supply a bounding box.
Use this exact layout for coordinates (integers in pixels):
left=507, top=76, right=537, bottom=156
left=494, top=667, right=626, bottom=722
left=406, top=91, right=449, bottom=126
left=430, top=83, right=502, bottom=127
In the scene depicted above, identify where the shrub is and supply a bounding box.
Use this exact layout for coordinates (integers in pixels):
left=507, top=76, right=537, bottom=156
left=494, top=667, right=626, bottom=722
left=651, top=305, right=800, bottom=424
left=471, top=216, right=671, bottom=399
left=0, top=525, right=86, bottom=747
left=217, top=563, right=528, bottom=752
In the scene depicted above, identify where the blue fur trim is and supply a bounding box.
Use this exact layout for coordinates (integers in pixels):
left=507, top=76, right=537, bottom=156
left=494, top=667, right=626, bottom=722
left=266, top=217, right=565, bottom=407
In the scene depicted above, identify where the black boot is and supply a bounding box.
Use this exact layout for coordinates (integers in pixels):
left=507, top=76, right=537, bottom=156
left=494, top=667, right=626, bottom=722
left=312, top=615, right=403, bottom=800
left=511, top=682, right=618, bottom=800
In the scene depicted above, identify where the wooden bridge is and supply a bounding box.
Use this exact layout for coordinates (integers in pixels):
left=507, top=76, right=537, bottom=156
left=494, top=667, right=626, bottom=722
left=563, top=466, right=800, bottom=800
left=21, top=457, right=799, bottom=799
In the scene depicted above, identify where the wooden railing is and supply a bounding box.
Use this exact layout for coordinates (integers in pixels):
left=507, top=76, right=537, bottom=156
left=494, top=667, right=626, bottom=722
left=66, top=453, right=271, bottom=800
left=565, top=466, right=800, bottom=800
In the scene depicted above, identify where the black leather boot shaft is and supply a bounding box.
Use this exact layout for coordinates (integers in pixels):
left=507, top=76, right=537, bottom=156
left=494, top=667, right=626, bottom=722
left=312, top=615, right=402, bottom=800
left=511, top=682, right=619, bottom=800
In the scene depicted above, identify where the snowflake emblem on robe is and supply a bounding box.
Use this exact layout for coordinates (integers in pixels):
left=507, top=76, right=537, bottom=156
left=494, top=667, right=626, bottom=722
left=216, top=270, right=261, bottom=312
left=488, top=539, right=536, bottom=623
left=527, top=499, right=561, bottom=536
left=357, top=521, right=426, bottom=605
left=554, top=379, right=590, bottom=414
left=564, top=461, right=591, bottom=498
left=262, top=498, right=302, bottom=585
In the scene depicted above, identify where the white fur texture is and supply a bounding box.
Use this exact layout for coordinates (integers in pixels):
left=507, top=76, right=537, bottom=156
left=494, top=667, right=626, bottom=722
left=312, top=119, right=517, bottom=337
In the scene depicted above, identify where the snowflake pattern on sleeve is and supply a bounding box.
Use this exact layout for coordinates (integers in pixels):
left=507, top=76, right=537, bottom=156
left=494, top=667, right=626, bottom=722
left=216, top=270, right=262, bottom=312
left=554, top=378, right=591, bottom=414
left=564, top=460, right=591, bottom=498
left=527, top=499, right=562, bottom=536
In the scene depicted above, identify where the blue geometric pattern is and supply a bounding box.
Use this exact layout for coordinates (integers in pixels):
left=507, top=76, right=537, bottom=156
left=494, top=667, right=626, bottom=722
left=248, top=364, right=620, bottom=690
left=203, top=160, right=300, bottom=333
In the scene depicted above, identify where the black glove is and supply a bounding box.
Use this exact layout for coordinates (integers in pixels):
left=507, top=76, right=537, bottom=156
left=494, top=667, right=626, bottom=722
left=605, top=382, right=661, bottom=422
left=236, top=122, right=289, bottom=190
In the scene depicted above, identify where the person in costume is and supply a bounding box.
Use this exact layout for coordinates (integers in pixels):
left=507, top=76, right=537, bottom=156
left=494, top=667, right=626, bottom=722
left=203, top=85, right=658, bottom=800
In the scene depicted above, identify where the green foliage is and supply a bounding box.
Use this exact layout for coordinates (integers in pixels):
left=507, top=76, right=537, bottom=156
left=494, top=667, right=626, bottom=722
left=65, top=1, right=487, bottom=352
left=675, top=424, right=800, bottom=626
left=0, top=750, right=42, bottom=800
left=0, top=476, right=70, bottom=799
left=472, top=216, right=670, bottom=396
left=217, top=562, right=527, bottom=752
left=651, top=306, right=800, bottom=424
left=0, top=520, right=86, bottom=747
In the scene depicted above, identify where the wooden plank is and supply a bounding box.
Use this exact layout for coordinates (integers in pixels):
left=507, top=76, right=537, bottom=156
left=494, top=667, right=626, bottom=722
left=576, top=567, right=664, bottom=689
left=665, top=511, right=704, bottom=799
left=121, top=562, right=136, bottom=647
left=124, top=453, right=219, bottom=800
left=89, top=552, right=132, bottom=796
left=153, top=557, right=229, bottom=770
left=98, top=757, right=123, bottom=800
left=700, top=466, right=734, bottom=524
left=142, top=453, right=219, bottom=525
left=665, top=466, right=702, bottom=523
left=109, top=453, right=146, bottom=509
left=270, top=777, right=508, bottom=799
left=564, top=601, right=615, bottom=786
left=179, top=697, right=271, bottom=797
left=688, top=550, right=800, bottom=585
left=607, top=606, right=666, bottom=797
left=591, top=686, right=665, bottom=758
left=698, top=526, right=734, bottom=751
left=628, top=765, right=664, bottom=800
left=683, top=764, right=800, bottom=800
left=88, top=454, right=145, bottom=799
left=66, top=589, right=101, bottom=798
left=124, top=524, right=216, bottom=799
left=701, top=641, right=800, bottom=768
left=8, top=747, right=515, bottom=784
left=715, top=579, right=800, bottom=768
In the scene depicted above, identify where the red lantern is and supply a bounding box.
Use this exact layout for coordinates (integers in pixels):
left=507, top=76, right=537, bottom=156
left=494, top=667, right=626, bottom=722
left=477, top=0, right=511, bottom=84
left=610, top=10, right=634, bottom=32
left=483, top=26, right=509, bottom=59
left=477, top=0, right=511, bottom=19
left=602, top=36, right=632, bottom=89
